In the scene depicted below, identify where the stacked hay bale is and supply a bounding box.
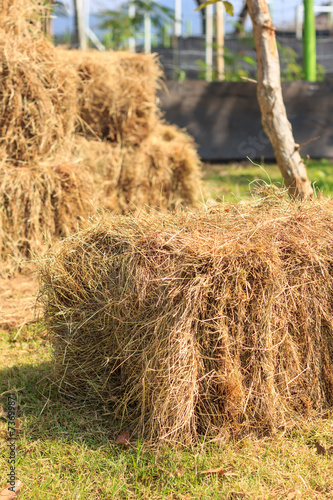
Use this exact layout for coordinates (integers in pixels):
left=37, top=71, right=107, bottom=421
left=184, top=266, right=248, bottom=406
left=60, top=49, right=202, bottom=213
left=39, top=196, right=333, bottom=443
left=0, top=165, right=94, bottom=267
left=0, top=2, right=201, bottom=273
left=0, top=0, right=94, bottom=274
left=0, top=25, right=76, bottom=161
left=62, top=49, right=161, bottom=145
left=74, top=123, right=201, bottom=212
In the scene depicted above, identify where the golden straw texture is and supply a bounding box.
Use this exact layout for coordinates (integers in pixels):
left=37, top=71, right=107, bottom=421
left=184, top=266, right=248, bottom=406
left=39, top=197, right=333, bottom=443
left=59, top=49, right=163, bottom=145
left=74, top=122, right=202, bottom=213
left=0, top=0, right=47, bottom=35
left=0, top=34, right=77, bottom=163
left=0, top=163, right=95, bottom=276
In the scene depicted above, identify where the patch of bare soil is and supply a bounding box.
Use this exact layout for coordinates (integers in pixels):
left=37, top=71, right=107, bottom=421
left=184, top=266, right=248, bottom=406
left=0, top=273, right=39, bottom=330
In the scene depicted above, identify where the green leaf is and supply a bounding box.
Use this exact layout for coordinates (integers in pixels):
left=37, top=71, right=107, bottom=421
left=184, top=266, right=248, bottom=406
left=242, top=55, right=256, bottom=66
left=195, top=0, right=218, bottom=12
left=195, top=0, right=234, bottom=15
left=223, top=1, right=234, bottom=16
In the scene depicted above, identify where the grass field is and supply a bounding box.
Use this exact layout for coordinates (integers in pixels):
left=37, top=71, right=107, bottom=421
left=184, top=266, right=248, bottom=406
left=202, top=159, right=333, bottom=202
left=1, top=160, right=333, bottom=499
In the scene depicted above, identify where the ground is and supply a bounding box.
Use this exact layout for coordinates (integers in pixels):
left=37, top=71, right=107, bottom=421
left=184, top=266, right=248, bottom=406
left=0, top=273, right=37, bottom=331
left=1, top=160, right=333, bottom=499
left=202, top=159, right=333, bottom=202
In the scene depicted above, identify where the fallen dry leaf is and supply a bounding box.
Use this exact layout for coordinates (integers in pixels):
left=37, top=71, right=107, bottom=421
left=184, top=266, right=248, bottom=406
left=0, top=480, right=23, bottom=499
left=314, top=441, right=333, bottom=456
left=0, top=407, right=8, bottom=420
left=314, top=441, right=326, bottom=455
left=286, top=490, right=302, bottom=500
left=15, top=419, right=20, bottom=434
left=115, top=431, right=130, bottom=445
left=228, top=493, right=247, bottom=499
left=200, top=466, right=224, bottom=476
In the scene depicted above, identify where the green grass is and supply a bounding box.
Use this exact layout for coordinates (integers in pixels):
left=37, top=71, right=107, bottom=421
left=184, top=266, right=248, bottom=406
left=202, top=159, right=333, bottom=202
left=1, top=160, right=333, bottom=498
left=1, top=324, right=333, bottom=498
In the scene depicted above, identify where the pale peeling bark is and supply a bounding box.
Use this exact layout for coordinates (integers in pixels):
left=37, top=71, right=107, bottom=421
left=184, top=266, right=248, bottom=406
left=247, top=0, right=313, bottom=199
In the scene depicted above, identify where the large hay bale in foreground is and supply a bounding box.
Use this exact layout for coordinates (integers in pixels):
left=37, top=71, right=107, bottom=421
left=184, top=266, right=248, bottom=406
left=0, top=163, right=94, bottom=276
left=39, top=198, right=333, bottom=443
left=59, top=49, right=163, bottom=145
left=0, top=19, right=77, bottom=162
left=74, top=122, right=202, bottom=212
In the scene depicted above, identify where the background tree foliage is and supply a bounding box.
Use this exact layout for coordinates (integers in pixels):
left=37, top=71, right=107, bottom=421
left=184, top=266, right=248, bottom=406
left=99, top=0, right=174, bottom=49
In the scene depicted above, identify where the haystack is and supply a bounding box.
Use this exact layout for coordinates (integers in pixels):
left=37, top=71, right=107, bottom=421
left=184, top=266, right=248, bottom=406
left=0, top=0, right=202, bottom=275
left=57, top=48, right=202, bottom=211
left=74, top=122, right=202, bottom=212
left=0, top=36, right=77, bottom=163
left=0, top=1, right=77, bottom=163
left=59, top=49, right=163, bottom=145
left=39, top=197, right=333, bottom=443
left=0, top=0, right=42, bottom=32
left=0, top=0, right=93, bottom=275
left=0, top=162, right=95, bottom=275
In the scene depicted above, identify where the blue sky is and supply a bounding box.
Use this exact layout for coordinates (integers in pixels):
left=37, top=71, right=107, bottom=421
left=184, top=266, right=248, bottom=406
left=55, top=0, right=327, bottom=36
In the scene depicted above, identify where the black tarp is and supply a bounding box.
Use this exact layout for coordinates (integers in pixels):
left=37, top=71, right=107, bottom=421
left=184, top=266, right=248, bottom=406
left=159, top=80, right=333, bottom=161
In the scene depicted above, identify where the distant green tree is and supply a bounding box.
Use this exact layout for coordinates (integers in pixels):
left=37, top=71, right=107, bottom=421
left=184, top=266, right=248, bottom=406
left=196, top=44, right=256, bottom=81
left=99, top=1, right=174, bottom=49
left=41, top=0, right=68, bottom=16
left=278, top=42, right=325, bottom=81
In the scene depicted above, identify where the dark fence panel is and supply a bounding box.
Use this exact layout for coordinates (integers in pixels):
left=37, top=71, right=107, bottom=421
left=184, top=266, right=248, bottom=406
left=158, top=80, right=333, bottom=161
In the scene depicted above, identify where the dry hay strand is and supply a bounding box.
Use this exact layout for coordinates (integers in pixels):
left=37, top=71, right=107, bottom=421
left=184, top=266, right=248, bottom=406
left=39, top=198, right=333, bottom=443
left=135, top=123, right=202, bottom=211
left=74, top=123, right=202, bottom=212
left=0, top=162, right=95, bottom=276
left=59, top=49, right=163, bottom=145
left=0, top=0, right=47, bottom=36
left=0, top=27, right=77, bottom=163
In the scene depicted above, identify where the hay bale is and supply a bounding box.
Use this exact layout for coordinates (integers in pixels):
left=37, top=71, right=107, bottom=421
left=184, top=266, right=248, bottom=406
left=0, top=0, right=45, bottom=34
left=39, top=198, right=333, bottom=443
left=59, top=49, right=163, bottom=145
left=115, top=122, right=202, bottom=212
left=0, top=25, right=77, bottom=163
left=0, top=163, right=95, bottom=276
left=74, top=123, right=202, bottom=212
left=0, top=0, right=94, bottom=275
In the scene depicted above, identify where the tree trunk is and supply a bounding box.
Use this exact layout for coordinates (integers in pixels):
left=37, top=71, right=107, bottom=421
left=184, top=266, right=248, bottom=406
left=216, top=2, right=225, bottom=80
left=44, top=12, right=53, bottom=40
left=73, top=0, right=79, bottom=47
left=194, top=0, right=206, bottom=34
left=246, top=0, right=313, bottom=199
left=42, top=1, right=53, bottom=40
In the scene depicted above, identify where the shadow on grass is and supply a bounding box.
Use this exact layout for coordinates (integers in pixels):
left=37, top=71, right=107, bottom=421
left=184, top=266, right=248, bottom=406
left=0, top=361, right=119, bottom=449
